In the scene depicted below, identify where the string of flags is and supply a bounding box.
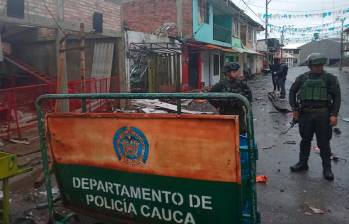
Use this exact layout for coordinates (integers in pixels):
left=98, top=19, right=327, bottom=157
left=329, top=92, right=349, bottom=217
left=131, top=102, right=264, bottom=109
left=258, top=8, right=349, bottom=20
left=268, top=23, right=349, bottom=33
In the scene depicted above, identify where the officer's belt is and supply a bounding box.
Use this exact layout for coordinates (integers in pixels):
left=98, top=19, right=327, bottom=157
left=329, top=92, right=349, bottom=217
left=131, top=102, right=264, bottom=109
left=301, top=107, right=329, bottom=113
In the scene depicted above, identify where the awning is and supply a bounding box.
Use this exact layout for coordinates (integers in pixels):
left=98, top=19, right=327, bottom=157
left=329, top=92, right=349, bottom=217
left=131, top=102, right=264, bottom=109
left=243, top=48, right=264, bottom=56
left=231, top=47, right=245, bottom=53
left=188, top=43, right=240, bottom=53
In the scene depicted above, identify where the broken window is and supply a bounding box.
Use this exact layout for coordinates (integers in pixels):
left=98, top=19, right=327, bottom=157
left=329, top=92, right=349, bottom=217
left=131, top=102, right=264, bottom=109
left=7, top=0, right=25, bottom=19
left=198, top=0, right=210, bottom=24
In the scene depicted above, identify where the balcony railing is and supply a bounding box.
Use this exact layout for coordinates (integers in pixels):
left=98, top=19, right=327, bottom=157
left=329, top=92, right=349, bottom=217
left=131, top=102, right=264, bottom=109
left=213, top=23, right=232, bottom=44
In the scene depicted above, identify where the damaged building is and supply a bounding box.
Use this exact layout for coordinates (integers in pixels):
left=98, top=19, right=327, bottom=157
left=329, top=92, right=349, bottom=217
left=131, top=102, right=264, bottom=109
left=0, top=0, right=125, bottom=139
left=122, top=0, right=264, bottom=91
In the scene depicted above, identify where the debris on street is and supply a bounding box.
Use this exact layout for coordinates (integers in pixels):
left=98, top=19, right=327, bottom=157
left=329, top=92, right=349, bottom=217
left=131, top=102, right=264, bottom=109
left=306, top=205, right=327, bottom=215
left=267, top=92, right=292, bottom=113
left=283, top=140, right=297, bottom=145
left=341, top=117, right=349, bottom=122
left=256, top=175, right=268, bottom=183
left=9, top=138, right=30, bottom=145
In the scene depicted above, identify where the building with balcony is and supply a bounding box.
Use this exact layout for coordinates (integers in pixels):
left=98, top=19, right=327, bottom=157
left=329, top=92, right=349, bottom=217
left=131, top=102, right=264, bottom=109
left=123, top=0, right=263, bottom=90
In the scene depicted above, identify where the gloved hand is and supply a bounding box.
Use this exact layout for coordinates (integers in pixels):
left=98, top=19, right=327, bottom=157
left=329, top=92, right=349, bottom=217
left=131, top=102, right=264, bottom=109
left=330, top=116, right=338, bottom=126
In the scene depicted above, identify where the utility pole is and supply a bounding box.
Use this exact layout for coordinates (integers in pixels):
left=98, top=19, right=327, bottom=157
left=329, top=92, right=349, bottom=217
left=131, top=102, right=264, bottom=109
left=176, top=0, right=183, bottom=38
left=176, top=0, right=184, bottom=92
left=340, top=18, right=345, bottom=71
left=265, top=0, right=269, bottom=43
left=280, top=26, right=285, bottom=60
left=265, top=0, right=272, bottom=65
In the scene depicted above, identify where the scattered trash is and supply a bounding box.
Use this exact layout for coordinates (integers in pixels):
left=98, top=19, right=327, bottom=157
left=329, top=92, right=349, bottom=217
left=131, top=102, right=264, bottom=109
left=141, top=108, right=168, bottom=114
left=192, top=99, right=207, bottom=104
left=0, top=140, right=4, bottom=147
left=133, top=99, right=213, bottom=114
left=9, top=138, right=30, bottom=145
left=308, top=206, right=326, bottom=214
left=330, top=155, right=347, bottom=163
left=181, top=99, right=193, bottom=106
left=333, top=128, right=342, bottom=135
left=281, top=119, right=298, bottom=134
left=13, top=217, right=37, bottom=224
left=304, top=212, right=312, bottom=216
left=36, top=195, right=62, bottom=210
left=341, top=117, right=349, bottom=122
left=283, top=140, right=297, bottom=145
left=261, top=146, right=272, bottom=150
left=256, top=175, right=268, bottom=183
left=280, top=189, right=285, bottom=193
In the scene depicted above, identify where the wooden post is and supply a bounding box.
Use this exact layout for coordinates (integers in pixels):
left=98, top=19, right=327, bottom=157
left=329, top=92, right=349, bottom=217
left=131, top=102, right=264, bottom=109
left=80, top=23, right=87, bottom=112
left=80, top=23, right=86, bottom=93
left=55, top=0, right=69, bottom=112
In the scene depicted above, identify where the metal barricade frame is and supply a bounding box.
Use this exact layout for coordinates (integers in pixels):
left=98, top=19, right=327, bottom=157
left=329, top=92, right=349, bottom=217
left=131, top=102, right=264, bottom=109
left=35, top=93, right=259, bottom=224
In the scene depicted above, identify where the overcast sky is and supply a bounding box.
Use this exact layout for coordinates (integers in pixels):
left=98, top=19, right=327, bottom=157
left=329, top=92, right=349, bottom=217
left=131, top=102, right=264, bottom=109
left=230, top=0, right=349, bottom=44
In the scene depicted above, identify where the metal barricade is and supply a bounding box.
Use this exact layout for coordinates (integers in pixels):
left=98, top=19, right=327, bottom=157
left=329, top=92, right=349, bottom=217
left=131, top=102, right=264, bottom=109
left=36, top=93, right=259, bottom=224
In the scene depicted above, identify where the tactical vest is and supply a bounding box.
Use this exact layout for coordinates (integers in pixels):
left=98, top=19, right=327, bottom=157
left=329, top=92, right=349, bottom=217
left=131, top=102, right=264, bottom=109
left=299, top=73, right=329, bottom=102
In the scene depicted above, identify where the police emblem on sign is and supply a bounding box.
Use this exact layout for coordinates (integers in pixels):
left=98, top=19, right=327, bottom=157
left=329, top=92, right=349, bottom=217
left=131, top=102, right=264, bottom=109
left=113, top=127, right=149, bottom=165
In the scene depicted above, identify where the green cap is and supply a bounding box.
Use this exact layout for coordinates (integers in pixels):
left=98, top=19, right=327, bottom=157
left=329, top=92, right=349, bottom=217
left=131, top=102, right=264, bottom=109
left=306, top=53, right=327, bottom=66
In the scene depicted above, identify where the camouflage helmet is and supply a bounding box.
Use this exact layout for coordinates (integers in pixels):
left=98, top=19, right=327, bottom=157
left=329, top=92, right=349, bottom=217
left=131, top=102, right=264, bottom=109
left=306, top=53, right=327, bottom=66
left=223, top=62, right=240, bottom=73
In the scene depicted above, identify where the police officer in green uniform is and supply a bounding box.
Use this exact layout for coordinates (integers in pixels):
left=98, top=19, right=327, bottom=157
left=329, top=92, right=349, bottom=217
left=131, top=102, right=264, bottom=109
left=289, top=53, right=341, bottom=181
left=209, top=62, right=252, bottom=133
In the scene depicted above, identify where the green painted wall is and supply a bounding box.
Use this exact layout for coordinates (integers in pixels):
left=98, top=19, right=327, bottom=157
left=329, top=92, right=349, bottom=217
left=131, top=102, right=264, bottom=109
left=192, top=0, right=232, bottom=48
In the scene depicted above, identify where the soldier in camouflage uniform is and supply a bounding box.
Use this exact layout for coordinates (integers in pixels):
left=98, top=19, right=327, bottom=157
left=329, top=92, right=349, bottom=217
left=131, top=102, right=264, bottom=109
left=209, top=62, right=252, bottom=133
left=289, top=53, right=341, bottom=181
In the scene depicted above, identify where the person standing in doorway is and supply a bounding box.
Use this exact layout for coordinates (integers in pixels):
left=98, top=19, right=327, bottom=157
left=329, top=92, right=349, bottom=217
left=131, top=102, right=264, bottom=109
left=289, top=53, right=341, bottom=181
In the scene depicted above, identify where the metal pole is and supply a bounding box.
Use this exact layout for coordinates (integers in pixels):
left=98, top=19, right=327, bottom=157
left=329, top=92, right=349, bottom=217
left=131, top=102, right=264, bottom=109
left=340, top=19, right=344, bottom=71
left=281, top=26, right=285, bottom=60
left=265, top=0, right=268, bottom=44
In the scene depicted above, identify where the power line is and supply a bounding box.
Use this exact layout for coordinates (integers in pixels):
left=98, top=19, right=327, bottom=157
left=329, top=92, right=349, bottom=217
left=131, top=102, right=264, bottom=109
left=248, top=3, right=349, bottom=13
left=41, top=0, right=64, bottom=34
left=238, top=0, right=266, bottom=23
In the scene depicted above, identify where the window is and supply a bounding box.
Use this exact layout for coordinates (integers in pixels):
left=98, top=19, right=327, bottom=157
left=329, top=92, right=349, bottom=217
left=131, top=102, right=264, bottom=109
left=248, top=26, right=253, bottom=41
left=213, top=55, right=220, bottom=76
left=7, top=0, right=24, bottom=18
left=294, top=49, right=300, bottom=54
left=199, top=0, right=209, bottom=24
left=93, top=12, right=103, bottom=33
left=233, top=19, right=239, bottom=37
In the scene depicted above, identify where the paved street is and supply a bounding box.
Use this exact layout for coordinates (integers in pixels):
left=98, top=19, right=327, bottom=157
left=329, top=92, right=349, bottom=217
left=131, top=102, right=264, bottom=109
left=250, top=67, right=349, bottom=224
left=5, top=67, right=349, bottom=224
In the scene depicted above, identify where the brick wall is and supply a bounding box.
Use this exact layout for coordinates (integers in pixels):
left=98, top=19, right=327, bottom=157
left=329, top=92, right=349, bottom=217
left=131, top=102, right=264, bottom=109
left=0, top=0, right=121, bottom=32
left=122, top=0, right=193, bottom=38
left=64, top=0, right=121, bottom=32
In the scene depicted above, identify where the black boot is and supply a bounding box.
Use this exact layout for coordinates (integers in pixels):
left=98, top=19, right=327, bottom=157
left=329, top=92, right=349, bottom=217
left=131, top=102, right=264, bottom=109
left=323, top=168, right=334, bottom=181
left=290, top=162, right=309, bottom=172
